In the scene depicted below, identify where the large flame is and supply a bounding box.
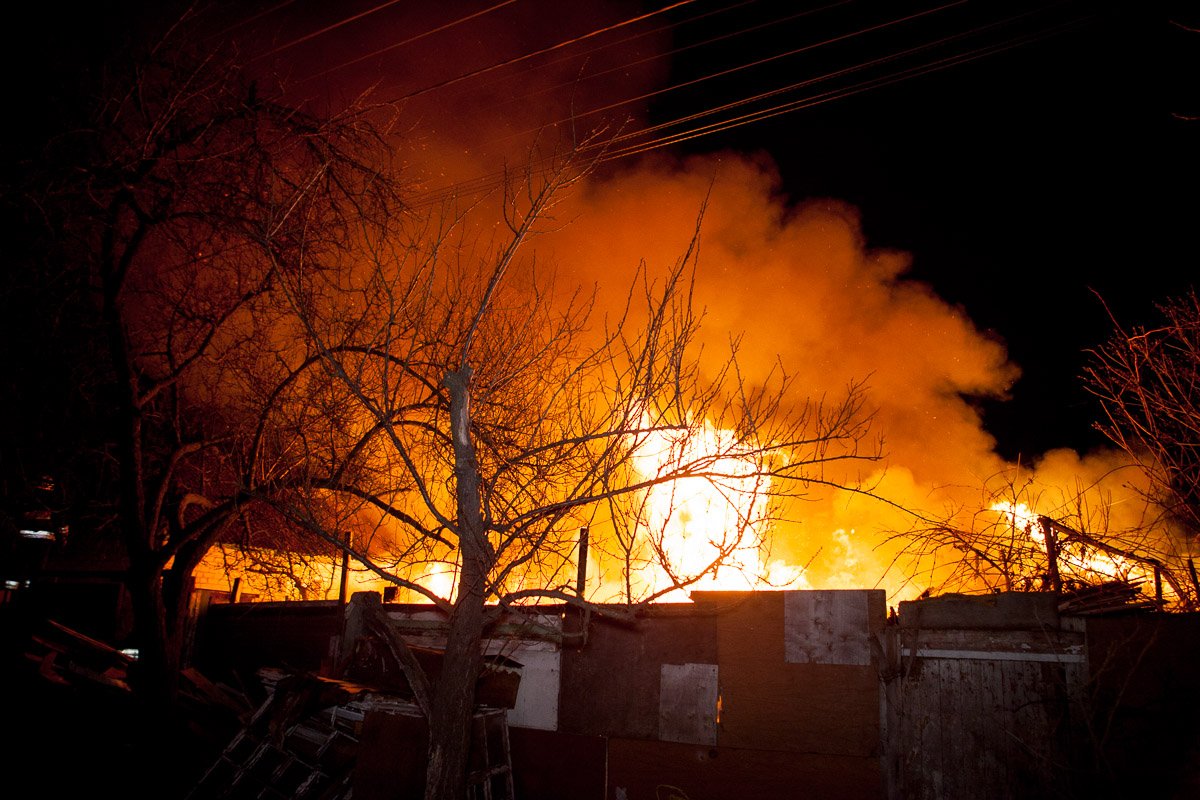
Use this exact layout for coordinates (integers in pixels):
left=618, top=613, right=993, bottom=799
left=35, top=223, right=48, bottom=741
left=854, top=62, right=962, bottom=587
left=623, top=418, right=807, bottom=600
left=189, top=6, right=1182, bottom=611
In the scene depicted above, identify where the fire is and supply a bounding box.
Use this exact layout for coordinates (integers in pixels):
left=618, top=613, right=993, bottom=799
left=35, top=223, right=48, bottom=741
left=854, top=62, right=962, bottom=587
left=422, top=566, right=457, bottom=602
left=992, top=501, right=1039, bottom=539
left=990, top=500, right=1133, bottom=584
left=625, top=418, right=807, bottom=600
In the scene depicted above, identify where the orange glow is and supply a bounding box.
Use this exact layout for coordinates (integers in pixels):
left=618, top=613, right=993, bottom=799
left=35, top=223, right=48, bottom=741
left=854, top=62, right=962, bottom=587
left=174, top=1, right=1193, bottom=615
left=624, top=418, right=808, bottom=600
left=990, top=500, right=1133, bottom=584
left=991, top=501, right=1039, bottom=540
left=421, top=566, right=458, bottom=603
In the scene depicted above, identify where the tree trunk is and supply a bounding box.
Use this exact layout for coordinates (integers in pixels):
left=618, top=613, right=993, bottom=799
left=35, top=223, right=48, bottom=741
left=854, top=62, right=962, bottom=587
left=426, top=583, right=485, bottom=799
left=127, top=558, right=181, bottom=710
left=426, top=366, right=490, bottom=800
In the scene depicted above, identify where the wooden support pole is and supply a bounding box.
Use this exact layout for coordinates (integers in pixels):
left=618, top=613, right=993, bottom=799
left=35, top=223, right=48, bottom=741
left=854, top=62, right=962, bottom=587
left=576, top=526, right=589, bottom=598
left=336, top=590, right=378, bottom=673
left=1039, top=517, right=1062, bottom=594
left=338, top=530, right=351, bottom=606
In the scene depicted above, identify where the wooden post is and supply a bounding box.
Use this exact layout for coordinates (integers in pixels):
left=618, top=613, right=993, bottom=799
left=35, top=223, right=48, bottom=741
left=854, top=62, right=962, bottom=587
left=338, top=530, right=351, bottom=606
left=1039, top=517, right=1062, bottom=594
left=337, top=590, right=379, bottom=671
left=576, top=526, right=589, bottom=598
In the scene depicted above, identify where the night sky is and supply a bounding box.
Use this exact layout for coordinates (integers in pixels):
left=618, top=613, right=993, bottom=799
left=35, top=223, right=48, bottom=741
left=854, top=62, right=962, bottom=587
left=7, top=0, right=1197, bottom=463
left=646, top=0, right=1199, bottom=459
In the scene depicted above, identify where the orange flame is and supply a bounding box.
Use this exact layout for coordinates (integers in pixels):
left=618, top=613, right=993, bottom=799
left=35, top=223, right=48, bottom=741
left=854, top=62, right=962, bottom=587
left=991, top=500, right=1132, bottom=583
left=622, top=418, right=810, bottom=600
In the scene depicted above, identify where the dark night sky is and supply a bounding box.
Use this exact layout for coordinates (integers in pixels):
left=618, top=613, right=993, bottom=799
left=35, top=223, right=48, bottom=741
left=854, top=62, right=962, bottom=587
left=647, top=0, right=1199, bottom=460
left=6, top=0, right=1197, bottom=462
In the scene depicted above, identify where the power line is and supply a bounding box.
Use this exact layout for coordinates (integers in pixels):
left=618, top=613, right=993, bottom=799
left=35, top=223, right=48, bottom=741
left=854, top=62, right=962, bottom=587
left=497, top=0, right=968, bottom=146
left=384, top=0, right=701, bottom=102
left=254, top=0, right=411, bottom=59
left=398, top=9, right=1094, bottom=209
left=249, top=0, right=825, bottom=121
left=461, top=0, right=854, bottom=119
left=602, top=17, right=1095, bottom=161
left=299, top=0, right=520, bottom=83
left=605, top=2, right=1073, bottom=154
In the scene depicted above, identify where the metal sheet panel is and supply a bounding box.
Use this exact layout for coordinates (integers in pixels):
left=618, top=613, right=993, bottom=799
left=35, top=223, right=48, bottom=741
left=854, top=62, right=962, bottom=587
left=785, top=589, right=873, bottom=665
left=505, top=642, right=561, bottom=730
left=658, top=662, right=718, bottom=745
left=495, top=615, right=562, bottom=731
left=558, top=608, right=718, bottom=740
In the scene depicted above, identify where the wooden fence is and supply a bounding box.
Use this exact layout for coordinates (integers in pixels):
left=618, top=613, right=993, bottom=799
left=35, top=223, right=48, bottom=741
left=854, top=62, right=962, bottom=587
left=194, top=590, right=1200, bottom=799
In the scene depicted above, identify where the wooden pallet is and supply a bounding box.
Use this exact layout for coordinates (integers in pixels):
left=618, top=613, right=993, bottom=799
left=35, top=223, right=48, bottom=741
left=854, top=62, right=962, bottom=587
left=189, top=673, right=514, bottom=800
left=188, top=678, right=363, bottom=800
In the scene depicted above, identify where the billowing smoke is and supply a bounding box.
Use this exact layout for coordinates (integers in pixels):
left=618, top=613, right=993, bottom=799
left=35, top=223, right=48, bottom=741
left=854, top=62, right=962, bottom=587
left=234, top=1, right=1156, bottom=604
left=539, top=152, right=1021, bottom=597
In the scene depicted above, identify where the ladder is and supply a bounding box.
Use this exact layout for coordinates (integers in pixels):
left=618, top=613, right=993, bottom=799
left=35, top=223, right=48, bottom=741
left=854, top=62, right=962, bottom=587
left=466, top=708, right=515, bottom=800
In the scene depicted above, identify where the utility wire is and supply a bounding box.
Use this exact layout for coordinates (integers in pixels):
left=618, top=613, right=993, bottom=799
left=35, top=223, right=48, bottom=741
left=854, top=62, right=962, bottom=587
left=606, top=2, right=1070, bottom=153
left=602, top=16, right=1094, bottom=161
left=399, top=10, right=1093, bottom=209
left=243, top=0, right=830, bottom=116
left=500, top=0, right=968, bottom=144
left=299, top=0, right=520, bottom=83
left=384, top=0, right=701, bottom=102
left=463, top=0, right=854, bottom=118
left=254, top=0, right=411, bottom=59
left=146, top=1, right=1101, bottom=213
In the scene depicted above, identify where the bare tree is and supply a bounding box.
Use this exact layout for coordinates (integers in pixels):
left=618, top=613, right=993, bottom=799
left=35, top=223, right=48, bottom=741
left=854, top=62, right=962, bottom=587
left=253, top=144, right=882, bottom=797
left=886, top=465, right=1199, bottom=610
left=883, top=292, right=1200, bottom=612
left=1085, top=291, right=1200, bottom=541
left=12, top=10, right=879, bottom=794
left=9, top=14, right=401, bottom=709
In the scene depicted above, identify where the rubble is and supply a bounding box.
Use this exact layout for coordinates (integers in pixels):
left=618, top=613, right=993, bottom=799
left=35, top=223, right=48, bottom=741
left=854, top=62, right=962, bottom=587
left=1056, top=579, right=1158, bottom=615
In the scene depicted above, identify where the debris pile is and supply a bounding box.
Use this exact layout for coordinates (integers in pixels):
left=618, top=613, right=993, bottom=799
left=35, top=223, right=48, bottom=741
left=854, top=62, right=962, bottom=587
left=1056, top=580, right=1158, bottom=615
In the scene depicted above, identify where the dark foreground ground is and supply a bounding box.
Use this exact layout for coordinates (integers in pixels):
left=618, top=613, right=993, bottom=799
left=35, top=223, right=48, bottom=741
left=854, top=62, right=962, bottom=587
left=2, top=605, right=231, bottom=800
